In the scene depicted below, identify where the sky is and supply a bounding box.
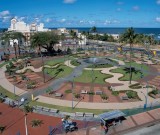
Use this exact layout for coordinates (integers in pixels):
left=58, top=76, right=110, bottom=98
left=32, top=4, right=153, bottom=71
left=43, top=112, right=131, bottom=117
left=0, top=0, right=160, bottom=28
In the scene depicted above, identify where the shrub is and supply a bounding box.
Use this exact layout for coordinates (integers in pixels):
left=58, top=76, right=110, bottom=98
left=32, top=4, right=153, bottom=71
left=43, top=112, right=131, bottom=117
left=112, top=91, right=119, bottom=96
left=101, top=94, right=108, bottom=100
left=151, top=90, right=158, bottom=95
left=129, top=83, right=142, bottom=89
left=87, top=91, right=95, bottom=95
left=0, top=126, right=5, bottom=133
left=74, top=93, right=81, bottom=99
left=126, top=91, right=137, bottom=99
left=30, top=119, right=43, bottom=127
left=65, top=90, right=72, bottom=94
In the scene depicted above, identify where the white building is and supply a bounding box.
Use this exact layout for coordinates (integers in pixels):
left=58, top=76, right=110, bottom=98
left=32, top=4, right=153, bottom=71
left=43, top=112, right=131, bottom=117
left=8, top=18, right=50, bottom=46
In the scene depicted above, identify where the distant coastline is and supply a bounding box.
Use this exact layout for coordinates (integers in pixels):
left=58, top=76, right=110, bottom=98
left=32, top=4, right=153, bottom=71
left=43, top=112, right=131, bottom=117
left=1, top=27, right=160, bottom=39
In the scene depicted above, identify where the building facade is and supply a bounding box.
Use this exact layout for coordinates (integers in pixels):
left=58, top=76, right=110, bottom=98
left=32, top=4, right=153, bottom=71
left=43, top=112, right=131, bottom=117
left=8, top=18, right=50, bottom=46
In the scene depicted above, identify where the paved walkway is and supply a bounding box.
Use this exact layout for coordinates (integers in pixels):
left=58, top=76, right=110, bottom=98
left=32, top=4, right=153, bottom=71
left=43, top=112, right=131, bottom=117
left=0, top=58, right=159, bottom=109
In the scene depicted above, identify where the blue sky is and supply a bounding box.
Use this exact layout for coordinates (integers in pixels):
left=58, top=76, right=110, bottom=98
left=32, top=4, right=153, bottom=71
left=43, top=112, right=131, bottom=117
left=0, top=0, right=160, bottom=28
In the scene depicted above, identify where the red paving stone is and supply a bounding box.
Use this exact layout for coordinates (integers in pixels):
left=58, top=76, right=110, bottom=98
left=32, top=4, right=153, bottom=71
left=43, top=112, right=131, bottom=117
left=132, top=112, right=154, bottom=125
left=148, top=108, right=160, bottom=120
left=115, top=117, right=136, bottom=132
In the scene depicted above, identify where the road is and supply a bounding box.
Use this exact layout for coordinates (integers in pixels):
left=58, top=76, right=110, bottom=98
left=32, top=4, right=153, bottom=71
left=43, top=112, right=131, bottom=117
left=123, top=123, right=160, bottom=135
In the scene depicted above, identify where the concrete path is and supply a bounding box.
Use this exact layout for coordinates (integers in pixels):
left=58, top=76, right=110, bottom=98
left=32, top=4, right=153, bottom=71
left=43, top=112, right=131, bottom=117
left=0, top=58, right=158, bottom=109
left=16, top=64, right=60, bottom=73
left=0, top=66, right=27, bottom=96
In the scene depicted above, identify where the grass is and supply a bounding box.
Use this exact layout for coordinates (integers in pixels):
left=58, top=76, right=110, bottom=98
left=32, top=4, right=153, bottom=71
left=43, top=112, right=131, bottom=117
left=29, top=101, right=110, bottom=115
left=45, top=57, right=66, bottom=66
left=74, top=70, right=113, bottom=84
left=110, top=67, right=148, bottom=81
left=125, top=62, right=149, bottom=71
left=44, top=65, right=73, bottom=78
left=70, top=60, right=81, bottom=66
left=65, top=90, right=72, bottom=94
left=0, top=86, right=18, bottom=100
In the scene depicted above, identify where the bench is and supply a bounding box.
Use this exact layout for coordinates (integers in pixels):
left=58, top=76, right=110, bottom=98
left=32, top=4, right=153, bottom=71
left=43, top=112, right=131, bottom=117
left=50, top=109, right=59, bottom=113
left=55, top=93, right=63, bottom=97
left=121, top=96, right=129, bottom=100
left=75, top=112, right=84, bottom=117
left=84, top=113, right=94, bottom=117
left=43, top=107, right=50, bottom=112
left=35, top=106, right=43, bottom=110
left=81, top=90, right=88, bottom=94
left=95, top=90, right=103, bottom=95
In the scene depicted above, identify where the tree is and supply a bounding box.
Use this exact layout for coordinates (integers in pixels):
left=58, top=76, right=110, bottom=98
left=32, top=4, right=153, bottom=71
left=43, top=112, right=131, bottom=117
left=90, top=26, right=97, bottom=33
left=0, top=126, right=5, bottom=133
left=31, top=31, right=60, bottom=55
left=30, top=119, right=44, bottom=127
left=119, top=27, right=136, bottom=84
left=1, top=32, right=25, bottom=58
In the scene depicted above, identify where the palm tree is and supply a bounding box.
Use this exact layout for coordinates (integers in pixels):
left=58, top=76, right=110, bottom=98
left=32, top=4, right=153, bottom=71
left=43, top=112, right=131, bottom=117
left=30, top=119, right=44, bottom=127
left=22, top=105, right=33, bottom=135
left=119, top=27, right=136, bottom=84
left=0, top=126, right=5, bottom=133
left=90, top=26, right=97, bottom=33
left=1, top=32, right=25, bottom=58
left=123, top=67, right=140, bottom=82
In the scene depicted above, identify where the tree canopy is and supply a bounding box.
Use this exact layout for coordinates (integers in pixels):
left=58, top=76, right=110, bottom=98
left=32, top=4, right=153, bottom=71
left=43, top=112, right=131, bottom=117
left=30, top=31, right=60, bottom=54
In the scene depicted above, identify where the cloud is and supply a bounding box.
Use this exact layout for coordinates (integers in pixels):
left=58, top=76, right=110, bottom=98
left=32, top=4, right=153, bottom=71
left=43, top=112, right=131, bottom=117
left=117, top=8, right=121, bottom=11
left=116, top=1, right=124, bottom=5
left=157, top=0, right=160, bottom=4
left=156, top=17, right=160, bottom=22
left=45, top=18, right=52, bottom=23
left=104, top=20, right=120, bottom=25
left=0, top=10, right=10, bottom=17
left=59, top=18, right=66, bottom=22
left=133, top=6, right=139, bottom=11
left=63, top=0, right=76, bottom=4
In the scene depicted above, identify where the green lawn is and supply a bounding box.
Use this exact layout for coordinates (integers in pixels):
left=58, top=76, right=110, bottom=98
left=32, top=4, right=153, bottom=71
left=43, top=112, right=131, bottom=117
left=44, top=65, right=73, bottom=78
left=70, top=60, right=81, bottom=66
left=125, top=62, right=149, bottom=71
left=45, top=57, right=66, bottom=66
left=74, top=70, right=113, bottom=84
left=0, top=86, right=18, bottom=100
left=110, top=67, right=148, bottom=81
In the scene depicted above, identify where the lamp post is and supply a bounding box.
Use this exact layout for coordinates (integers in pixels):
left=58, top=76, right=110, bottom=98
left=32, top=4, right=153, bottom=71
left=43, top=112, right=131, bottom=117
left=41, top=54, right=45, bottom=83
left=141, top=91, right=147, bottom=109
left=71, top=76, right=75, bottom=110
left=24, top=114, right=28, bottom=135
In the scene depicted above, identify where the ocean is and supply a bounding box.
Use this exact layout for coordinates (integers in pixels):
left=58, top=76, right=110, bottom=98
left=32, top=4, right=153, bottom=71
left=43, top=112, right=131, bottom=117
left=51, top=27, right=160, bottom=40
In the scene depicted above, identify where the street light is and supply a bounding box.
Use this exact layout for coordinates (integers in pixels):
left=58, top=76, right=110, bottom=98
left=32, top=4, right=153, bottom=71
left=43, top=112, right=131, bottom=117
left=71, top=76, right=75, bottom=110
left=141, top=91, right=147, bottom=109
left=41, top=54, right=45, bottom=83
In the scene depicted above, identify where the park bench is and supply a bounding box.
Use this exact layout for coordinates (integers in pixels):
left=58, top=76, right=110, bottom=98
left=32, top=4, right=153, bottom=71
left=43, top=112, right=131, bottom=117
left=121, top=96, right=129, bottom=100
left=84, top=113, right=94, bottom=117
left=50, top=109, right=59, bottom=113
left=55, top=93, right=63, bottom=97
left=81, top=90, right=88, bottom=94
left=95, top=90, right=103, bottom=95
left=75, top=112, right=84, bottom=117
left=34, top=105, right=43, bottom=111
left=43, top=107, right=50, bottom=112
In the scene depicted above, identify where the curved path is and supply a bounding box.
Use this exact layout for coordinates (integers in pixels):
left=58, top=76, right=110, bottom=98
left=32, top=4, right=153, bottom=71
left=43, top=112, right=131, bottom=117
left=16, top=64, right=60, bottom=73
left=0, top=58, right=158, bottom=109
